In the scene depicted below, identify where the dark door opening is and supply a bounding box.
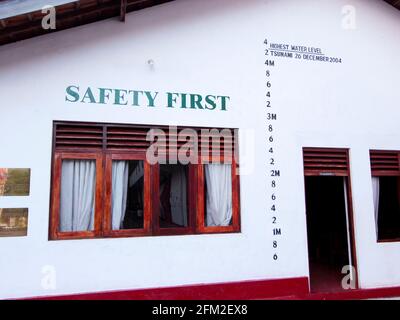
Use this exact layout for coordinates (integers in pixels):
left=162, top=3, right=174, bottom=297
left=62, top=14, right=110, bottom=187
left=305, top=176, right=354, bottom=293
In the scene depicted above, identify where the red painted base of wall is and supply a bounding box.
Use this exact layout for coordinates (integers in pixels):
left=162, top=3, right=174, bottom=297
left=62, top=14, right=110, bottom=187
left=27, top=277, right=400, bottom=300
left=31, top=277, right=309, bottom=300
left=301, top=287, right=400, bottom=300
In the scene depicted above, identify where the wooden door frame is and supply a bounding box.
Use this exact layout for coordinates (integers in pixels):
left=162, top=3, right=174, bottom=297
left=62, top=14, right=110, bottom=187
left=303, top=147, right=359, bottom=291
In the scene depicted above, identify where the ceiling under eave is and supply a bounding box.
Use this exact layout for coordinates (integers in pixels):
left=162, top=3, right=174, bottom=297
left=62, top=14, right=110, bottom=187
left=0, top=0, right=77, bottom=19
left=0, top=0, right=174, bottom=46
left=0, top=0, right=399, bottom=47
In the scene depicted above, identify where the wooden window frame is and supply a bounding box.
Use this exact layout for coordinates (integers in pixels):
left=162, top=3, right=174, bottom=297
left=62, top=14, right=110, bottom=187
left=303, top=147, right=350, bottom=177
left=50, top=152, right=103, bottom=240
left=152, top=161, right=197, bottom=236
left=370, top=150, right=400, bottom=177
left=103, top=152, right=152, bottom=238
left=49, top=121, right=241, bottom=240
left=370, top=150, right=400, bottom=243
left=196, top=155, right=241, bottom=234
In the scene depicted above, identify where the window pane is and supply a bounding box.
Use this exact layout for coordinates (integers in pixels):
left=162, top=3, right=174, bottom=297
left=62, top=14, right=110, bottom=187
left=204, top=164, right=232, bottom=227
left=159, top=164, right=188, bottom=228
left=60, top=160, right=96, bottom=232
left=377, top=176, right=400, bottom=240
left=112, top=160, right=144, bottom=230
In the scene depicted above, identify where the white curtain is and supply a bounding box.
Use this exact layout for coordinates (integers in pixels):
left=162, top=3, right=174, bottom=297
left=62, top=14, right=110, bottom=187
left=112, top=161, right=129, bottom=230
left=205, top=164, right=232, bottom=226
left=372, top=177, right=380, bottom=237
left=170, top=166, right=188, bottom=227
left=60, top=160, right=96, bottom=232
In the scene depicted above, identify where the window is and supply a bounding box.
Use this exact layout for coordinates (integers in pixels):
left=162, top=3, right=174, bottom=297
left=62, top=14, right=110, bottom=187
left=50, top=122, right=240, bottom=240
left=50, top=152, right=103, bottom=239
left=370, top=150, right=400, bottom=241
left=197, top=156, right=240, bottom=233
left=104, top=153, right=151, bottom=237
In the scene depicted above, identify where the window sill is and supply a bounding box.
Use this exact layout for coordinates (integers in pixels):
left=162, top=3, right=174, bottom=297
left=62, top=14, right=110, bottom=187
left=377, top=238, right=400, bottom=243
left=49, top=229, right=242, bottom=241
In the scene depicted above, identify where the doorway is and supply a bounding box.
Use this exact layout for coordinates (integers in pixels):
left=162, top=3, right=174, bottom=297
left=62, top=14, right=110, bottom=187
left=305, top=176, right=355, bottom=293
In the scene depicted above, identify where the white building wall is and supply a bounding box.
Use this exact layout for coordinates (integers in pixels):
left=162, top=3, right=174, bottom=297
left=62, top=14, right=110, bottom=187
left=0, top=0, right=399, bottom=299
